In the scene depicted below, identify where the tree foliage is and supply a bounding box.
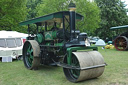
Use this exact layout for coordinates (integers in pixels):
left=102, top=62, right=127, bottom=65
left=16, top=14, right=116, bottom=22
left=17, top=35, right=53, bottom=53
left=95, top=0, right=128, bottom=40
left=0, top=0, right=27, bottom=32
left=26, top=0, right=42, bottom=19
left=36, top=0, right=100, bottom=34
left=76, top=0, right=100, bottom=34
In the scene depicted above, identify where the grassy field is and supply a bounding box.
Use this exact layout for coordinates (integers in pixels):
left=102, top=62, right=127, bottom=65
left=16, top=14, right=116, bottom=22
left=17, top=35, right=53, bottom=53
left=0, top=48, right=128, bottom=85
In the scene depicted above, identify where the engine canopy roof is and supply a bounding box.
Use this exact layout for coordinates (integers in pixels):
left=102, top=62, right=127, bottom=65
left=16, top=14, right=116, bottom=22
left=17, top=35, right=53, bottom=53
left=19, top=11, right=83, bottom=26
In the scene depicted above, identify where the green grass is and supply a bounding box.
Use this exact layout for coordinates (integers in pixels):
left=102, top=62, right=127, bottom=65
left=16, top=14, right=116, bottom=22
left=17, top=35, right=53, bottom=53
left=0, top=48, right=128, bottom=85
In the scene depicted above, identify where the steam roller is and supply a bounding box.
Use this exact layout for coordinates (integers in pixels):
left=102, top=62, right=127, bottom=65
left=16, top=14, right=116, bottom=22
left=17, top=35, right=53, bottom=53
left=19, top=2, right=106, bottom=83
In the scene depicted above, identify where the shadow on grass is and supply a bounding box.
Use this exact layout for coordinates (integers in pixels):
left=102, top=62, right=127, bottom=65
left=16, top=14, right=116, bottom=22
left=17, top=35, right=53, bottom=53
left=37, top=65, right=62, bottom=72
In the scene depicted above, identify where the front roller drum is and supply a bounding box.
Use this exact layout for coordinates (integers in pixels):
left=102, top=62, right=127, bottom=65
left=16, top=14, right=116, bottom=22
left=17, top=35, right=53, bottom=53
left=63, top=51, right=105, bottom=82
left=23, top=40, right=41, bottom=70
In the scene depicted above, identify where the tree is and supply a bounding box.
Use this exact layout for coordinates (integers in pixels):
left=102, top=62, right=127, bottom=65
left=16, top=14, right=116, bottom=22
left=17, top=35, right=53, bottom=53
left=36, top=0, right=67, bottom=15
left=0, top=0, right=27, bottom=32
left=36, top=0, right=100, bottom=34
left=26, top=0, right=42, bottom=19
left=76, top=0, right=100, bottom=34
left=95, top=0, right=128, bottom=40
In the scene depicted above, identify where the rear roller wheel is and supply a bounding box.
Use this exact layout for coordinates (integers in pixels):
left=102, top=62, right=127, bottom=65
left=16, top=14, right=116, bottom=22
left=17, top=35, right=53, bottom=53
left=70, top=55, right=80, bottom=79
left=114, top=36, right=128, bottom=51
left=63, top=51, right=105, bottom=82
left=23, top=40, right=40, bottom=70
left=63, top=53, right=80, bottom=82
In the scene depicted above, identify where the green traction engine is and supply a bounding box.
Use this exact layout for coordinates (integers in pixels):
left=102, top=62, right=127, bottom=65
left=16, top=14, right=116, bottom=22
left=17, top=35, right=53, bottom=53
left=20, top=2, right=106, bottom=82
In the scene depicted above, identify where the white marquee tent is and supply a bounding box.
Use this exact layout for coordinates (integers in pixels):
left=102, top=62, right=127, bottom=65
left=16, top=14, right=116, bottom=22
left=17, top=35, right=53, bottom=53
left=0, top=30, right=28, bottom=38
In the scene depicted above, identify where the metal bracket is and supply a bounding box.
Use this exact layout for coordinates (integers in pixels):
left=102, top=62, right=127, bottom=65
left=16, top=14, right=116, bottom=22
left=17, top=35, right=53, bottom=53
left=66, top=46, right=98, bottom=64
left=54, top=61, right=107, bottom=71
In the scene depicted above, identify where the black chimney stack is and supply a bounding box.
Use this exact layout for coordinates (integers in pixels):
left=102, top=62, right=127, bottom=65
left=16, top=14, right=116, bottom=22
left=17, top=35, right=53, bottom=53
left=68, top=2, right=76, bottom=41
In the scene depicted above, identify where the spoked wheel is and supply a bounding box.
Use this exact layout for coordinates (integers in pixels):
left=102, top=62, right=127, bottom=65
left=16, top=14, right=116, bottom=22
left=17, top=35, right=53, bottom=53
left=63, top=53, right=80, bottom=82
left=23, top=40, right=40, bottom=70
left=70, top=55, right=80, bottom=79
left=63, top=51, right=105, bottom=82
left=114, top=36, right=128, bottom=51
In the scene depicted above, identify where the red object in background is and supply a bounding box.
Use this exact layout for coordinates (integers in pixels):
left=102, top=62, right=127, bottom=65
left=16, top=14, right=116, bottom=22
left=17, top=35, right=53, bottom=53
left=23, top=39, right=26, bottom=43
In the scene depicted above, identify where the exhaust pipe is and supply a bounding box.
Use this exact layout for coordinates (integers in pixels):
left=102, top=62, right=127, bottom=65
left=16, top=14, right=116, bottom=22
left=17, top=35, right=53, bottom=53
left=69, top=2, right=76, bottom=40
